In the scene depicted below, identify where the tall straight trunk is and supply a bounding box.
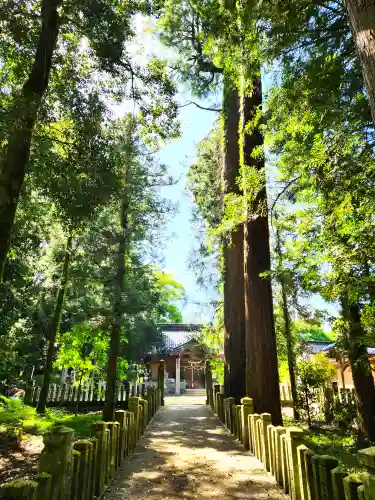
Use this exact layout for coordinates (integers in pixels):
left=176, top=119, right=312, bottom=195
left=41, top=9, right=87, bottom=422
left=344, top=0, right=375, bottom=127
left=241, top=77, right=282, bottom=425
left=222, top=76, right=246, bottom=402
left=342, top=298, right=375, bottom=442
left=0, top=0, right=62, bottom=280
left=37, top=230, right=73, bottom=414
left=103, top=199, right=128, bottom=421
left=275, top=222, right=299, bottom=421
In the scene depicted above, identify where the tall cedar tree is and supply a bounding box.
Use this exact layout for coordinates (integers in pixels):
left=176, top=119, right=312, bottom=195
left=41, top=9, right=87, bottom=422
left=158, top=0, right=246, bottom=400
left=222, top=79, right=246, bottom=401
left=344, top=0, right=375, bottom=126
left=241, top=81, right=282, bottom=423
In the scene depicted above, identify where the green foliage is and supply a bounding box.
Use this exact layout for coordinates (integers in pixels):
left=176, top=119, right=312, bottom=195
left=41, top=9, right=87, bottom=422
left=297, top=353, right=336, bottom=427
left=0, top=396, right=101, bottom=437
left=55, top=323, right=109, bottom=381
left=293, top=320, right=332, bottom=342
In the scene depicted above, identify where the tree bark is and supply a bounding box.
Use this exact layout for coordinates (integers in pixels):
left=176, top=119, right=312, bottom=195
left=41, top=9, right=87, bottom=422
left=342, top=298, right=375, bottom=443
left=37, top=230, right=73, bottom=414
left=275, top=222, right=299, bottom=421
left=222, top=77, right=246, bottom=402
left=344, top=0, right=375, bottom=126
left=0, top=0, right=62, bottom=280
left=242, top=77, right=282, bottom=425
left=103, top=198, right=128, bottom=421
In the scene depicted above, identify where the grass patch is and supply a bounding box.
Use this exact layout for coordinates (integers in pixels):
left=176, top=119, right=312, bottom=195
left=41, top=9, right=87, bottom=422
left=0, top=396, right=102, bottom=437
left=303, top=426, right=360, bottom=471
left=283, top=414, right=362, bottom=473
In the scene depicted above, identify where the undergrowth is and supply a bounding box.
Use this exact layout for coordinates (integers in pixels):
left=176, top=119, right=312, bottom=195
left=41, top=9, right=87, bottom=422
left=0, top=396, right=101, bottom=437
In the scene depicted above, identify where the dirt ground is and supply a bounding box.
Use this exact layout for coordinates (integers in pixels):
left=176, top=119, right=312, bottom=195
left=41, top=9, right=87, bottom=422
left=0, top=434, right=43, bottom=484
left=104, top=396, right=288, bottom=500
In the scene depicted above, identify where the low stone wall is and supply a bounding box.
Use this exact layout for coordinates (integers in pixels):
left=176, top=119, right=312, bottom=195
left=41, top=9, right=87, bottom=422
left=0, top=387, right=162, bottom=500
left=210, top=384, right=375, bottom=500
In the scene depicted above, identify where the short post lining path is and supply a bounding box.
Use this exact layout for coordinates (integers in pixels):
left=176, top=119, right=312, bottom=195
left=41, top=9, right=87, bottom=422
left=104, top=396, right=288, bottom=499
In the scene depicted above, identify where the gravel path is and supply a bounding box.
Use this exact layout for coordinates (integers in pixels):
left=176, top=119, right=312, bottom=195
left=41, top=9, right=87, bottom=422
left=104, top=396, right=287, bottom=499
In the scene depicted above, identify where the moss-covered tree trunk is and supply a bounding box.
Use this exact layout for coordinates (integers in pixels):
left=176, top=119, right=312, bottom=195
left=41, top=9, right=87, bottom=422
left=241, top=77, right=282, bottom=425
left=37, top=230, right=73, bottom=414
left=222, top=76, right=246, bottom=402
left=103, top=198, right=128, bottom=421
left=0, top=0, right=62, bottom=280
left=342, top=298, right=375, bottom=443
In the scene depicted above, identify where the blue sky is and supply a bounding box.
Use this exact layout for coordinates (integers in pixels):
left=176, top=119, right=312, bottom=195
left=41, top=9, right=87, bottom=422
left=158, top=97, right=218, bottom=322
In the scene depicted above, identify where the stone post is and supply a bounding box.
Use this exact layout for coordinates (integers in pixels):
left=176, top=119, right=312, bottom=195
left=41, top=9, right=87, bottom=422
left=115, top=410, right=127, bottom=466
left=39, top=427, right=74, bottom=500
left=274, top=426, right=286, bottom=485
left=296, top=445, right=309, bottom=500
left=88, top=437, right=97, bottom=499
left=331, top=466, right=348, bottom=500
left=241, top=397, right=254, bottom=450
left=146, top=386, right=155, bottom=418
left=286, top=427, right=305, bottom=500
left=128, top=397, right=140, bottom=443
left=36, top=473, right=51, bottom=500
left=358, top=485, right=365, bottom=499
left=259, top=414, right=272, bottom=470
left=344, top=474, right=363, bottom=499
left=139, top=398, right=149, bottom=431
left=218, top=393, right=225, bottom=423
left=236, top=405, right=242, bottom=441
left=225, top=397, right=234, bottom=432
left=107, top=422, right=120, bottom=477
left=91, top=421, right=108, bottom=496
left=359, top=447, right=375, bottom=500
left=0, top=480, right=38, bottom=499
left=125, top=411, right=135, bottom=452
left=158, top=360, right=165, bottom=406
left=268, top=425, right=276, bottom=475
left=281, top=433, right=290, bottom=493
left=317, top=455, right=338, bottom=500
left=213, top=384, right=220, bottom=414
left=250, top=414, right=261, bottom=459
left=216, top=392, right=221, bottom=421
left=303, top=449, right=315, bottom=500
left=231, top=404, right=237, bottom=436
left=205, top=360, right=213, bottom=407
left=311, top=455, right=320, bottom=500
left=73, top=440, right=93, bottom=500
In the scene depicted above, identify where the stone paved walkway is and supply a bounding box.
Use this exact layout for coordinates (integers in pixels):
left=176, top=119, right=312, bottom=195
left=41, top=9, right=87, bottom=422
left=104, top=396, right=288, bottom=499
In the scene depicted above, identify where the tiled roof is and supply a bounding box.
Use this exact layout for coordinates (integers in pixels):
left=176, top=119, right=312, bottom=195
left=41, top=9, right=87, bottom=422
left=157, top=324, right=203, bottom=349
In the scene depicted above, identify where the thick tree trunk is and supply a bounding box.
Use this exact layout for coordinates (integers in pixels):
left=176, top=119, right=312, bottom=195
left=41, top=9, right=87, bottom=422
left=344, top=0, right=375, bottom=126
left=275, top=223, right=299, bottom=421
left=37, top=230, right=73, bottom=414
left=242, top=78, right=282, bottom=425
left=222, top=77, right=246, bottom=402
left=342, top=299, right=375, bottom=443
left=0, top=0, right=62, bottom=280
left=103, top=200, right=128, bottom=421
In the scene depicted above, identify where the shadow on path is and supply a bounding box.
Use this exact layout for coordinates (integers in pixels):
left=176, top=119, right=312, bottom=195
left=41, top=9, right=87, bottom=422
left=104, top=398, right=288, bottom=499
